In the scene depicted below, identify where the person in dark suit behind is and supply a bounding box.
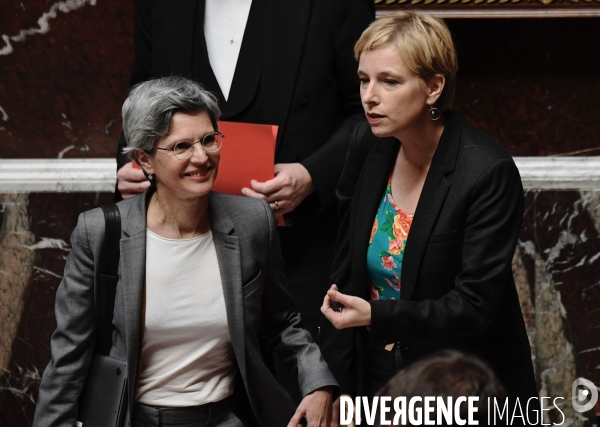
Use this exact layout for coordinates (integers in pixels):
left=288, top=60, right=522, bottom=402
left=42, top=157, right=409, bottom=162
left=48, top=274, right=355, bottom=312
left=115, top=0, right=375, bottom=343
left=318, top=11, right=538, bottom=425
left=33, top=77, right=337, bottom=427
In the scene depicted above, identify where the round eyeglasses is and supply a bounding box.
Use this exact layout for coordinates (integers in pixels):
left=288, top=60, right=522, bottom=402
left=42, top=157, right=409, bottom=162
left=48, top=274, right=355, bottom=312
left=155, top=132, right=224, bottom=160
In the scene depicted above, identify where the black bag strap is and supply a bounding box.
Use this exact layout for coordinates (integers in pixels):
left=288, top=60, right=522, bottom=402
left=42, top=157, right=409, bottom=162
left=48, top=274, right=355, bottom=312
left=95, top=204, right=121, bottom=356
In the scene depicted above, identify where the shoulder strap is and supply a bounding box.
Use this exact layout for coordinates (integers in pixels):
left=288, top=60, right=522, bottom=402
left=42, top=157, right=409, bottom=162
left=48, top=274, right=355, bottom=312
left=95, top=204, right=121, bottom=356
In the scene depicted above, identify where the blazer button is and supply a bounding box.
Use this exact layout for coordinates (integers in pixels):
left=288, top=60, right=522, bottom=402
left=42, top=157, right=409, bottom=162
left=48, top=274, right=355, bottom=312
left=403, top=345, right=414, bottom=358
left=255, top=405, right=262, bottom=415
left=297, top=96, right=309, bottom=107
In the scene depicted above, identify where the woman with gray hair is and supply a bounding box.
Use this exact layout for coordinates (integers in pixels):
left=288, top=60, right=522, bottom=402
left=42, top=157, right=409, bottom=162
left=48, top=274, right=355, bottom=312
left=33, top=76, right=337, bottom=427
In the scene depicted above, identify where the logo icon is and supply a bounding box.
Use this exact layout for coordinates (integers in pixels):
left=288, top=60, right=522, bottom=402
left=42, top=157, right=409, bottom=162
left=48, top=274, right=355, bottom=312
left=572, top=378, right=598, bottom=413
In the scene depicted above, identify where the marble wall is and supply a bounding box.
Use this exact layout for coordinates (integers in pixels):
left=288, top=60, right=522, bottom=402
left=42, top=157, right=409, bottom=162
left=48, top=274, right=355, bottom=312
left=516, top=191, right=600, bottom=425
left=0, top=192, right=113, bottom=425
left=1, top=1, right=599, bottom=426
left=0, top=0, right=133, bottom=159
left=1, top=190, right=599, bottom=426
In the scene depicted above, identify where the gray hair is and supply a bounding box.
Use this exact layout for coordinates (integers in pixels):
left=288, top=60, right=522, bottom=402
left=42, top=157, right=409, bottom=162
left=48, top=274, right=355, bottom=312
left=121, top=76, right=221, bottom=159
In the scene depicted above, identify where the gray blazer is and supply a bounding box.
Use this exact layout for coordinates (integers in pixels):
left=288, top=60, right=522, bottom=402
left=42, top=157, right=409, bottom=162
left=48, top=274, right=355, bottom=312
left=33, top=190, right=337, bottom=427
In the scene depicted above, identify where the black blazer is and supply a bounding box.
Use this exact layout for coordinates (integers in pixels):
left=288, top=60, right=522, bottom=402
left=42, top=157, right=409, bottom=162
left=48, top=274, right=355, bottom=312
left=319, top=113, right=538, bottom=399
left=117, top=0, right=374, bottom=221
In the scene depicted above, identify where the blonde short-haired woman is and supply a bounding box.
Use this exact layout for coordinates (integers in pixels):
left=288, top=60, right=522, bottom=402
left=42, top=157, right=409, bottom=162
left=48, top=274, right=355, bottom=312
left=320, top=11, right=537, bottom=422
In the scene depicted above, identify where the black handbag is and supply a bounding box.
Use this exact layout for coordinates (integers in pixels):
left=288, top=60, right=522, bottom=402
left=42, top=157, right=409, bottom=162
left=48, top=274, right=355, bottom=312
left=76, top=204, right=128, bottom=427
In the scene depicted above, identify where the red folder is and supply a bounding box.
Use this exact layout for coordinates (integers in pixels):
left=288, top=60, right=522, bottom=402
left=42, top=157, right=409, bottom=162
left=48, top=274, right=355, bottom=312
left=212, top=121, right=277, bottom=195
left=213, top=121, right=285, bottom=226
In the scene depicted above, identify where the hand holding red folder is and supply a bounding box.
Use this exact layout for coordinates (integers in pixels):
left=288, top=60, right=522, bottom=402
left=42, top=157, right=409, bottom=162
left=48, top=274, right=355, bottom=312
left=242, top=162, right=314, bottom=216
left=211, top=121, right=277, bottom=195
left=212, top=121, right=286, bottom=225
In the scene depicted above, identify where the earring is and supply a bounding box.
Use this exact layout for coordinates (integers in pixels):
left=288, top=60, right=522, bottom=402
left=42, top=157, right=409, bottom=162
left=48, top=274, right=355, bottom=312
left=147, top=174, right=154, bottom=181
left=428, top=105, right=441, bottom=121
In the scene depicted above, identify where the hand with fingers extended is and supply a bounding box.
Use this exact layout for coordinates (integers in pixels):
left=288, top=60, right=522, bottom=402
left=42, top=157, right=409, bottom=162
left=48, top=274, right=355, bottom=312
left=241, top=163, right=314, bottom=215
left=117, top=161, right=150, bottom=198
left=287, top=386, right=333, bottom=427
left=321, top=285, right=371, bottom=329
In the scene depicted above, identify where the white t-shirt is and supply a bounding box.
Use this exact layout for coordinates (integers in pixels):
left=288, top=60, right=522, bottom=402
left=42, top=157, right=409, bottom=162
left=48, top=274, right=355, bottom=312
left=135, top=229, right=236, bottom=407
left=204, top=0, right=252, bottom=100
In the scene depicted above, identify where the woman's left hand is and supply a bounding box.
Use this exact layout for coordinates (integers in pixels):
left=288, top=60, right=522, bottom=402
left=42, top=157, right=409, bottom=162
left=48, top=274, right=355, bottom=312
left=321, top=284, right=372, bottom=329
left=288, top=386, right=333, bottom=427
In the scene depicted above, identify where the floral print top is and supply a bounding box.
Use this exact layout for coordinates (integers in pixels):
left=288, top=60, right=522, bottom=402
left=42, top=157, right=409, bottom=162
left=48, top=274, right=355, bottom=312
left=366, top=178, right=413, bottom=301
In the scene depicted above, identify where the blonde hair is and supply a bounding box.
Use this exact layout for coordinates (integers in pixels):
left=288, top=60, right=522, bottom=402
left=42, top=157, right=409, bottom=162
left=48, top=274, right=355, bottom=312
left=355, top=11, right=458, bottom=111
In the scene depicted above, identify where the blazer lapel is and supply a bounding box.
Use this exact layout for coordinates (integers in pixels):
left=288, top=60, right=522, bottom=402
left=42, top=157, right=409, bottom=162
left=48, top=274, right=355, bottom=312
left=118, top=192, right=148, bottom=415
left=352, top=139, right=399, bottom=294
left=209, top=194, right=247, bottom=380
left=401, top=113, right=462, bottom=301
left=262, top=0, right=312, bottom=154
left=400, top=166, right=450, bottom=301
left=191, top=0, right=263, bottom=117
left=191, top=0, right=226, bottom=106
left=224, top=0, right=263, bottom=118
left=117, top=190, right=250, bottom=414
